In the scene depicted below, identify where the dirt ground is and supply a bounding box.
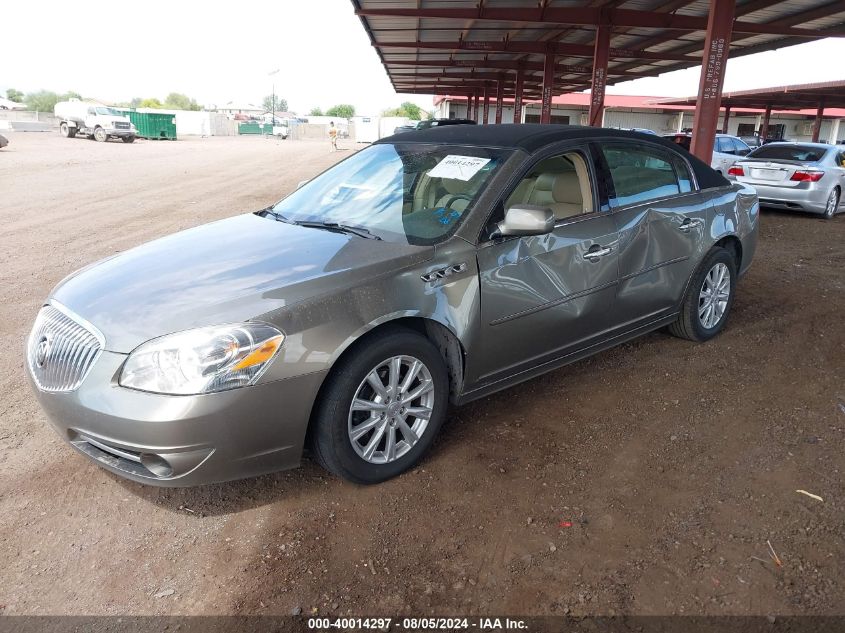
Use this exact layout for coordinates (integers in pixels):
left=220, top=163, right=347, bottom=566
left=0, top=133, right=842, bottom=617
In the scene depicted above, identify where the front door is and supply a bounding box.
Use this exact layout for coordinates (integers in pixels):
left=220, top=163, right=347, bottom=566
left=471, top=147, right=620, bottom=388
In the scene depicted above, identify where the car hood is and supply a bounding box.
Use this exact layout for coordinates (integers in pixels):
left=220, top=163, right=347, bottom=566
left=51, top=213, right=433, bottom=352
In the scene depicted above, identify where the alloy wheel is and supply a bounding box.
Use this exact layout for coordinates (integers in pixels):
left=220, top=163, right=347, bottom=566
left=698, top=263, right=731, bottom=329
left=825, top=189, right=839, bottom=218
left=348, top=355, right=434, bottom=464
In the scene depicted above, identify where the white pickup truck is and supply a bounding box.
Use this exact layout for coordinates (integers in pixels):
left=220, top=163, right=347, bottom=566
left=54, top=99, right=138, bottom=143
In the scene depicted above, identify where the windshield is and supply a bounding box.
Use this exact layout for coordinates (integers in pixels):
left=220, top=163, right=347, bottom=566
left=269, top=143, right=509, bottom=244
left=747, top=144, right=828, bottom=162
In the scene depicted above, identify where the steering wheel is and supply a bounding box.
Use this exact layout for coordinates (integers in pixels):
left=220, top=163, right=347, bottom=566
left=442, top=193, right=473, bottom=210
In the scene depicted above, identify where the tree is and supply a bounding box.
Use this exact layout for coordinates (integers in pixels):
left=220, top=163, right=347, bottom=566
left=308, top=106, right=323, bottom=116
left=163, top=92, right=202, bottom=111
left=382, top=101, right=424, bottom=120
left=263, top=95, right=288, bottom=113
left=24, top=90, right=80, bottom=112
left=325, top=104, right=355, bottom=119
left=5, top=88, right=24, bottom=103
left=139, top=98, right=163, bottom=109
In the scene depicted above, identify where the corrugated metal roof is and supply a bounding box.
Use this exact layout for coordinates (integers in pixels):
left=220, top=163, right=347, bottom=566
left=352, top=0, right=845, bottom=97
left=656, top=80, right=845, bottom=109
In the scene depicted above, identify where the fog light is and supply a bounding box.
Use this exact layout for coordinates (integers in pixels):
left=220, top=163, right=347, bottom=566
left=140, top=453, right=174, bottom=478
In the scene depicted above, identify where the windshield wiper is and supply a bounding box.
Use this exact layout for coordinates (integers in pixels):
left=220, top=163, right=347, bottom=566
left=295, top=220, right=382, bottom=240
left=257, top=206, right=295, bottom=224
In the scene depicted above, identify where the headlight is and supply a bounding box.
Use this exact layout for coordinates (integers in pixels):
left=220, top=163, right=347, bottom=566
left=119, top=323, right=284, bottom=395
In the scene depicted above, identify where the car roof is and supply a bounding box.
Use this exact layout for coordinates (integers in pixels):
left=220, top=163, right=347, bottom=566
left=759, top=141, right=836, bottom=148
left=380, top=123, right=684, bottom=153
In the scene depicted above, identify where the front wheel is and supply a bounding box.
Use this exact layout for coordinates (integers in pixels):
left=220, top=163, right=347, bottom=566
left=311, top=327, right=449, bottom=484
left=669, top=247, right=737, bottom=342
left=823, top=187, right=839, bottom=219
left=122, top=135, right=136, bottom=143
left=93, top=127, right=107, bottom=142
left=59, top=122, right=70, bottom=137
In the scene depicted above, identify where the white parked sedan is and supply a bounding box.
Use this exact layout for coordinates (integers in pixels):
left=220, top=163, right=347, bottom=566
left=728, top=142, right=845, bottom=219
left=663, top=133, right=752, bottom=174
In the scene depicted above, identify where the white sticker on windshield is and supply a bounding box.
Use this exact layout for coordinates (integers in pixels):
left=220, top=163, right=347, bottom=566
left=428, top=155, right=491, bottom=181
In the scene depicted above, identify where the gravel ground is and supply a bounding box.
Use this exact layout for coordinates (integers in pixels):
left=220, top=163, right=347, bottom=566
left=0, top=133, right=842, bottom=617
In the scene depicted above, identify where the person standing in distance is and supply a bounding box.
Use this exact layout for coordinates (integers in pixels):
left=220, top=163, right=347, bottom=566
left=328, top=122, right=338, bottom=152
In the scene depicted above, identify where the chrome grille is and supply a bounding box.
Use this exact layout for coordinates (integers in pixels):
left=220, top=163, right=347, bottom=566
left=114, top=122, right=130, bottom=129
left=27, top=303, right=104, bottom=392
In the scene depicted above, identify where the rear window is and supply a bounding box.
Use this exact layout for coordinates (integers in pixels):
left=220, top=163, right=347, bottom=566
left=747, top=145, right=827, bottom=162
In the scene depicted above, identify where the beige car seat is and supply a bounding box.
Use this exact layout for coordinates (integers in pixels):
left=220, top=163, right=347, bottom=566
left=505, top=153, right=593, bottom=220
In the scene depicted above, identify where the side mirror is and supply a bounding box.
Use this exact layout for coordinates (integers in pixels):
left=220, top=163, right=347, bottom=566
left=495, top=205, right=555, bottom=237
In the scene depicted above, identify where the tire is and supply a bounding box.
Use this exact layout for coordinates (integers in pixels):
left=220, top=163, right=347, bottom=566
left=59, top=122, right=70, bottom=138
left=668, top=246, right=737, bottom=342
left=122, top=135, right=136, bottom=143
left=823, top=187, right=839, bottom=219
left=311, top=327, right=449, bottom=484
left=93, top=127, right=107, bottom=142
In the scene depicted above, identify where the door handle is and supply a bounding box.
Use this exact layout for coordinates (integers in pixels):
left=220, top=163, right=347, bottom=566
left=583, top=246, right=612, bottom=262
left=678, top=218, right=704, bottom=232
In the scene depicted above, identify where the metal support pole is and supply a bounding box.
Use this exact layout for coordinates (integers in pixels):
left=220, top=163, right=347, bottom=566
left=722, top=105, right=731, bottom=134
left=541, top=51, right=555, bottom=124
left=466, top=95, right=472, bottom=120
left=474, top=93, right=480, bottom=123
left=513, top=71, right=524, bottom=124
left=689, top=0, right=735, bottom=163
left=495, top=77, right=504, bottom=124
left=482, top=84, right=490, bottom=124
left=812, top=103, right=824, bottom=142
left=588, top=24, right=611, bottom=127
left=760, top=104, right=771, bottom=142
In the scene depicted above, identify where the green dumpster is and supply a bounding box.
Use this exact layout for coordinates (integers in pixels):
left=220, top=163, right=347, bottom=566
left=117, top=110, right=177, bottom=140
left=238, top=122, right=273, bottom=135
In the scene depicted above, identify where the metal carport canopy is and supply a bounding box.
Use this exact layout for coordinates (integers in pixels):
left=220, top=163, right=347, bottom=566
left=351, top=0, right=845, bottom=161
left=656, top=80, right=845, bottom=141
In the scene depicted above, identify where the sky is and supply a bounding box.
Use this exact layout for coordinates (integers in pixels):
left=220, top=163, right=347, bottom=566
left=1, top=1, right=843, bottom=115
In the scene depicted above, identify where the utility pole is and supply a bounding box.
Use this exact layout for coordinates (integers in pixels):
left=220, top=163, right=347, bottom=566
left=268, top=68, right=280, bottom=127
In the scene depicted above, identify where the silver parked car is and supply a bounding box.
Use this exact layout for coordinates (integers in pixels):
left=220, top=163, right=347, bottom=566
left=26, top=125, right=759, bottom=486
left=729, top=142, right=845, bottom=219
left=663, top=133, right=752, bottom=174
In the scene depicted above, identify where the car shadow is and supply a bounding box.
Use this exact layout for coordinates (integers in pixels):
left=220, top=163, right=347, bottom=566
left=111, top=455, right=332, bottom=517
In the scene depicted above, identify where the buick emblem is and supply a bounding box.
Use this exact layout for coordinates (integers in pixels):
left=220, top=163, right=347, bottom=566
left=35, top=335, right=50, bottom=368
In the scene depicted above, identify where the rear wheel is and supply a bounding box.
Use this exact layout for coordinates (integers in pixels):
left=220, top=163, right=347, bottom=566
left=59, top=122, right=70, bottom=137
left=93, top=127, right=107, bottom=142
left=669, top=247, right=737, bottom=342
left=311, top=327, right=449, bottom=484
left=823, top=187, right=840, bottom=219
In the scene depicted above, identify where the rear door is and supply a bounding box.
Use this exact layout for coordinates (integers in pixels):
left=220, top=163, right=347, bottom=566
left=598, top=141, right=708, bottom=322
left=472, top=145, right=619, bottom=386
left=713, top=136, right=738, bottom=173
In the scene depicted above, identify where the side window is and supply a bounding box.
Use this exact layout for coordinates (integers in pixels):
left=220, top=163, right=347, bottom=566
left=504, top=151, right=594, bottom=221
left=716, top=137, right=734, bottom=154
left=732, top=138, right=751, bottom=156
left=601, top=144, right=682, bottom=207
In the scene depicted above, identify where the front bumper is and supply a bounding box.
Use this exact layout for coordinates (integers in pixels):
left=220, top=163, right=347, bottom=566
left=106, top=128, right=136, bottom=137
left=750, top=182, right=830, bottom=214
left=27, top=350, right=327, bottom=486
